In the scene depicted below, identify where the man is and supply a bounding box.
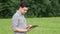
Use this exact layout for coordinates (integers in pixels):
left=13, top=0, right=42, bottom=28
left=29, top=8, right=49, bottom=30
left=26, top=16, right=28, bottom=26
left=12, top=1, right=33, bottom=34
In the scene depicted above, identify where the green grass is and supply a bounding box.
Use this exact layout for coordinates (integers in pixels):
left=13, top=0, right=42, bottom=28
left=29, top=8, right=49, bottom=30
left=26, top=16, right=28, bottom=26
left=0, top=17, right=60, bottom=34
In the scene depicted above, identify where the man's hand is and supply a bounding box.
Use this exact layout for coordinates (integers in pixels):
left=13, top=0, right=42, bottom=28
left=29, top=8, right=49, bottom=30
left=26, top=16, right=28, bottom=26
left=26, top=25, right=32, bottom=29
left=26, top=25, right=33, bottom=31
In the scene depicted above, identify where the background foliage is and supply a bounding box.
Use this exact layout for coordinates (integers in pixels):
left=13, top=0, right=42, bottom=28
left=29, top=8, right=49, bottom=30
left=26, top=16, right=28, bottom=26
left=0, top=0, right=60, bottom=18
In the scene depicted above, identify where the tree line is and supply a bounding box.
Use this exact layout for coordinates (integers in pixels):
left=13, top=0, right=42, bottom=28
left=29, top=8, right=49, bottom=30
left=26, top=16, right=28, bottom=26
left=0, top=0, right=60, bottom=18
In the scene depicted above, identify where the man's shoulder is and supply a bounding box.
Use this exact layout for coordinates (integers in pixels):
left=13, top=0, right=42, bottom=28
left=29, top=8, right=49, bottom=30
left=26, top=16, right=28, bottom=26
left=12, top=13, right=19, bottom=18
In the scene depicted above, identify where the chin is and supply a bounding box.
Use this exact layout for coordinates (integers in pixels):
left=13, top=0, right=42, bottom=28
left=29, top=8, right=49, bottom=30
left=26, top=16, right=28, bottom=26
left=23, top=13, right=25, bottom=15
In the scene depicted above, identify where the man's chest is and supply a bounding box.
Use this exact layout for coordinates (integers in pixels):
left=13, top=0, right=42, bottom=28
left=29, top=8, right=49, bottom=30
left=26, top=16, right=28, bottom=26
left=18, top=16, right=26, bottom=28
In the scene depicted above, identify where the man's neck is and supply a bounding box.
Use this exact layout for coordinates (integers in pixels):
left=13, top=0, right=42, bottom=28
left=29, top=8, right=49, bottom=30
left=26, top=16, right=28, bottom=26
left=18, top=8, right=22, bottom=13
left=18, top=9, right=24, bottom=15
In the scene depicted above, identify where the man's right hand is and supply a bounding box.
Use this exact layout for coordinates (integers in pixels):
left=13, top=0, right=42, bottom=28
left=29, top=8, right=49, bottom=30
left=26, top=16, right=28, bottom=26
left=26, top=25, right=33, bottom=32
left=26, top=27, right=32, bottom=32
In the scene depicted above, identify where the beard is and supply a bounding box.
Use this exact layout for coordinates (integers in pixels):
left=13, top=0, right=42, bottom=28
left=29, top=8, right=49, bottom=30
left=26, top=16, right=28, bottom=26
left=22, top=12, right=26, bottom=15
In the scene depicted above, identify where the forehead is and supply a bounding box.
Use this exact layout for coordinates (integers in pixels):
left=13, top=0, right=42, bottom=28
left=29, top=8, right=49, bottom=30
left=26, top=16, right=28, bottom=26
left=23, top=7, right=29, bottom=10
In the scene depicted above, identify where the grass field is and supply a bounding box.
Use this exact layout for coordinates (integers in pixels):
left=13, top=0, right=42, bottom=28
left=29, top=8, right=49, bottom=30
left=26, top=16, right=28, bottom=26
left=0, top=17, right=60, bottom=34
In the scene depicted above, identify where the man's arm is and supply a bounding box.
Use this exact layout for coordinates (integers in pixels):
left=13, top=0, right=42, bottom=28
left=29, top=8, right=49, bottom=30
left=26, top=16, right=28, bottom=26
left=13, top=27, right=28, bottom=32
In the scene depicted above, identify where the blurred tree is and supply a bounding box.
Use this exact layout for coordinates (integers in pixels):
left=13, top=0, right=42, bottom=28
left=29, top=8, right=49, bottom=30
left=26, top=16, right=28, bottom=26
left=0, top=0, right=60, bottom=18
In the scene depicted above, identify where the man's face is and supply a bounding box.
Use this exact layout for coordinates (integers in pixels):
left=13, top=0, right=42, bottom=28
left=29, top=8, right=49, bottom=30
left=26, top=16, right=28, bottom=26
left=21, top=7, right=29, bottom=14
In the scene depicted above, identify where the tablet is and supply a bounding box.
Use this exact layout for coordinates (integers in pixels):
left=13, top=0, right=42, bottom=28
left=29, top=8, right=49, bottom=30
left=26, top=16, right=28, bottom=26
left=31, top=25, right=38, bottom=28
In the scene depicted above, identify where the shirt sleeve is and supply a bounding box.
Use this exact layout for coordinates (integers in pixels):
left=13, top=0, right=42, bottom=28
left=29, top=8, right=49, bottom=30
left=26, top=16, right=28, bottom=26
left=12, top=15, right=19, bottom=31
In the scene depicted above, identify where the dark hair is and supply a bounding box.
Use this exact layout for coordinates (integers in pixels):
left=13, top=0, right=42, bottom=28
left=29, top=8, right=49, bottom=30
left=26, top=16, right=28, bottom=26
left=19, top=1, right=30, bottom=8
